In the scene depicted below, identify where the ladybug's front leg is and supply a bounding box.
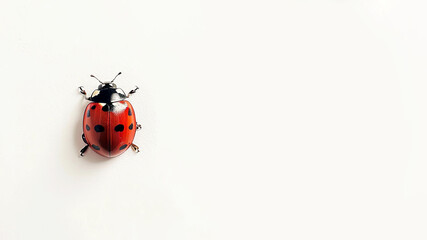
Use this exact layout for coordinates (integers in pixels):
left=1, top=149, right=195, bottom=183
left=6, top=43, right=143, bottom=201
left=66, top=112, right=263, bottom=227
left=78, top=86, right=89, bottom=100
left=127, top=86, right=139, bottom=98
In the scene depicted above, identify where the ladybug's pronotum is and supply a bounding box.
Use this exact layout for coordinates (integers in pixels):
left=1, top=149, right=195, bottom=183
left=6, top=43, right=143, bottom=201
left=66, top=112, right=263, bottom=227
left=78, top=72, right=141, bottom=157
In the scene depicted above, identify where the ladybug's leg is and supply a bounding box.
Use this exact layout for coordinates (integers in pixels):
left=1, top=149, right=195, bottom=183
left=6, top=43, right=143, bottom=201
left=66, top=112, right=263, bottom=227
left=127, top=86, right=139, bottom=97
left=80, top=133, right=89, bottom=156
left=136, top=123, right=142, bottom=131
left=78, top=86, right=89, bottom=100
left=80, top=145, right=89, bottom=156
left=130, top=143, right=140, bottom=153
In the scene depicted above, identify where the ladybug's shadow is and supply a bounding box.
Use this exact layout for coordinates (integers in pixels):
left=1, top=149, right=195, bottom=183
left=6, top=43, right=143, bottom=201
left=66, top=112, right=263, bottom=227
left=73, top=98, right=114, bottom=163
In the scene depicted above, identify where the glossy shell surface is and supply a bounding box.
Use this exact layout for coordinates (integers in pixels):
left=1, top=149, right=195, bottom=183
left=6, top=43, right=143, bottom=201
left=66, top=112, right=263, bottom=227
left=83, top=100, right=136, bottom=157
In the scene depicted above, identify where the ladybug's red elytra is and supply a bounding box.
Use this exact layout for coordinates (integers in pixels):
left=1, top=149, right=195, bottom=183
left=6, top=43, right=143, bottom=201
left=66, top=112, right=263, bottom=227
left=78, top=72, right=141, bottom=157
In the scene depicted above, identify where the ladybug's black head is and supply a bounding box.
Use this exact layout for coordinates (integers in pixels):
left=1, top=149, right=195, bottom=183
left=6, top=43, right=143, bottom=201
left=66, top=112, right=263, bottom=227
left=88, top=72, right=127, bottom=103
left=98, top=82, right=117, bottom=89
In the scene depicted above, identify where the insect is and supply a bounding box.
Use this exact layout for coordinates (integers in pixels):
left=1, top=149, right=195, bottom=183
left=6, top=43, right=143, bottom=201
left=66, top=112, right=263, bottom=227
left=78, top=72, right=141, bottom=157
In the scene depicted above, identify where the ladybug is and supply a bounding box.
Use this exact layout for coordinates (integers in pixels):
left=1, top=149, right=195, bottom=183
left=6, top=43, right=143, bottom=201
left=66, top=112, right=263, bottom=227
left=78, top=72, right=141, bottom=157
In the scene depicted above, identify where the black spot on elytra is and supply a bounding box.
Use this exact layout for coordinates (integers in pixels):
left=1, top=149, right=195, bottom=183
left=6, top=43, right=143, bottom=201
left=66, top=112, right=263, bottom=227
left=92, top=144, right=100, bottom=150
left=115, top=124, right=124, bottom=132
left=91, top=105, right=96, bottom=110
left=128, top=108, right=132, bottom=116
left=119, top=144, right=128, bottom=150
left=129, top=123, right=133, bottom=130
left=102, top=104, right=109, bottom=112
left=86, top=125, right=90, bottom=131
left=87, top=110, right=90, bottom=117
left=94, top=125, right=105, bottom=132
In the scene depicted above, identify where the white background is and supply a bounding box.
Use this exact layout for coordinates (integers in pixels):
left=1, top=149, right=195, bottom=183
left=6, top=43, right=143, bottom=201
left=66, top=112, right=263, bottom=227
left=0, top=0, right=426, bottom=239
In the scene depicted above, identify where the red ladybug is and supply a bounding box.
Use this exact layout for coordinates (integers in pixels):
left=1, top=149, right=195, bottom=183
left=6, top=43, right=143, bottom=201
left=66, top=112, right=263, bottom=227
left=78, top=72, right=141, bottom=157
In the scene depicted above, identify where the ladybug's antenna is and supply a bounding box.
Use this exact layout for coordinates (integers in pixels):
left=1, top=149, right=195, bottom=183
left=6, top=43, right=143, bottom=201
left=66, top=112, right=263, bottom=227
left=111, top=72, right=122, bottom=83
left=90, top=74, right=103, bottom=84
